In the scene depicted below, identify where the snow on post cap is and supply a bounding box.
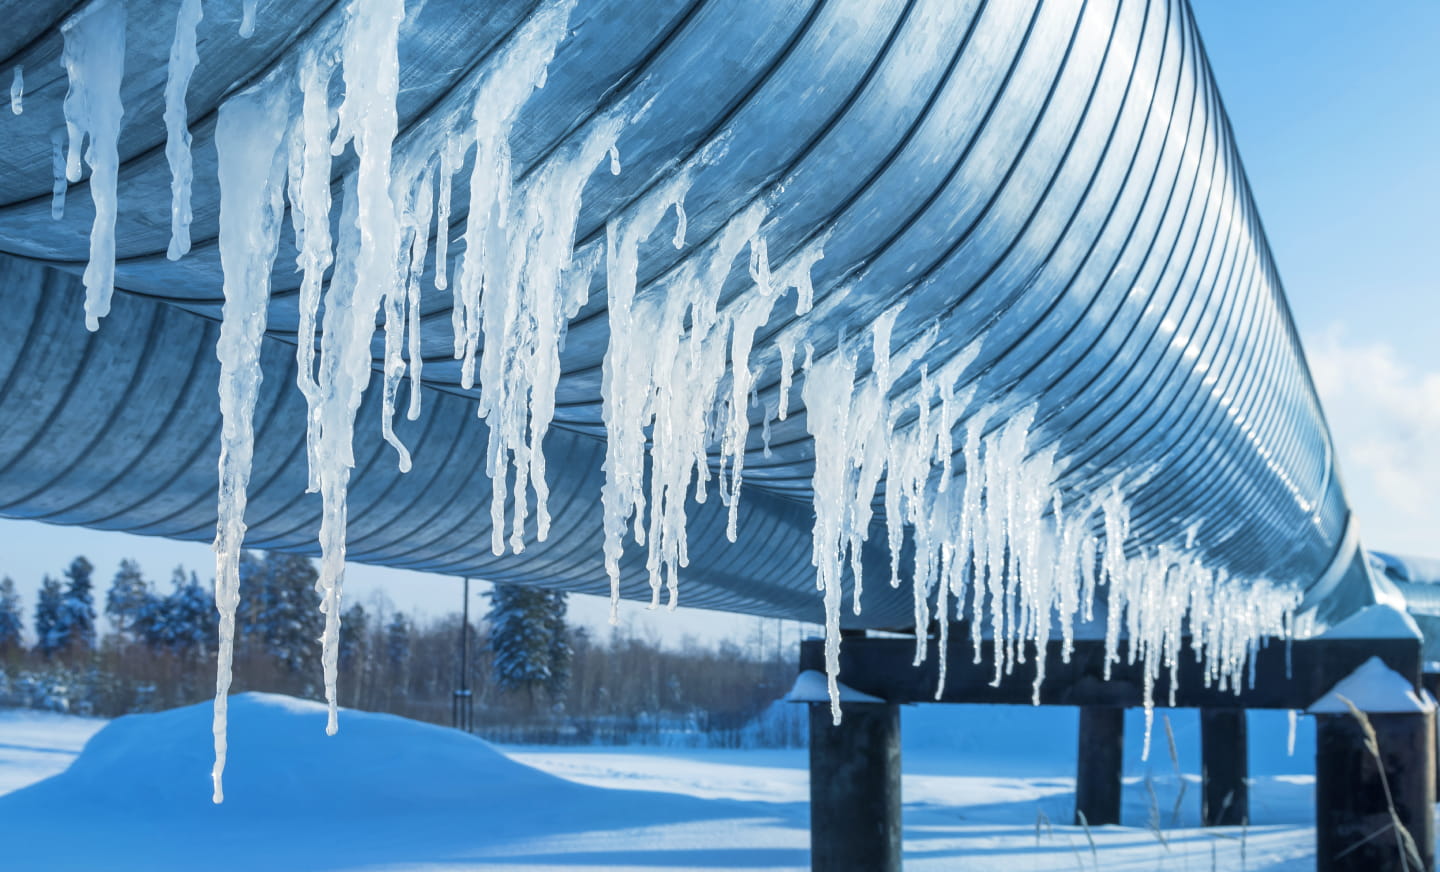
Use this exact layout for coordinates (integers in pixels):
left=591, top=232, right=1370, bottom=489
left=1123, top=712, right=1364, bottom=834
left=785, top=669, right=885, bottom=704
left=1308, top=657, right=1433, bottom=714
left=1318, top=603, right=1421, bottom=640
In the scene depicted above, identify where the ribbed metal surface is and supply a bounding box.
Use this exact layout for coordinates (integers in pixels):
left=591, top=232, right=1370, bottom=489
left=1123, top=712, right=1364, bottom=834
left=0, top=0, right=1378, bottom=626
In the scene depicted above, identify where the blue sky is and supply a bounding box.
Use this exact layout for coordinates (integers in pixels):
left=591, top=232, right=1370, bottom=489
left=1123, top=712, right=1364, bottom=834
left=1190, top=0, right=1440, bottom=558
left=1, top=1, right=1436, bottom=638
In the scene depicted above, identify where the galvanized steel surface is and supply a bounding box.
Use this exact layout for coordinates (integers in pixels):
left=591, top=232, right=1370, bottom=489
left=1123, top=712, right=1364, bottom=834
left=0, top=0, right=1377, bottom=626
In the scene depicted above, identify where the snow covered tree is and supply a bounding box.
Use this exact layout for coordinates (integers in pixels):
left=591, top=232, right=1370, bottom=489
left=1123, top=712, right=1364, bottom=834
left=543, top=591, right=572, bottom=702
left=249, top=551, right=322, bottom=673
left=105, top=559, right=155, bottom=641
left=143, top=568, right=215, bottom=657
left=33, top=575, right=63, bottom=657
left=0, top=576, right=23, bottom=656
left=486, top=584, right=569, bottom=711
left=55, top=556, right=97, bottom=653
left=338, top=602, right=370, bottom=704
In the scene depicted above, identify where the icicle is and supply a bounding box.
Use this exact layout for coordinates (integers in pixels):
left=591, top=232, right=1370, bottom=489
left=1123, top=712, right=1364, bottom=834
left=210, top=72, right=293, bottom=804
left=672, top=198, right=687, bottom=249
left=239, top=0, right=257, bottom=37
left=380, top=169, right=430, bottom=472
left=776, top=334, right=796, bottom=420
left=601, top=168, right=700, bottom=619
left=310, top=0, right=406, bottom=737
left=49, top=128, right=67, bottom=219
left=403, top=168, right=434, bottom=422
left=803, top=342, right=859, bottom=724
left=434, top=130, right=459, bottom=293
left=1287, top=709, right=1297, bottom=756
left=60, top=0, right=126, bottom=332
left=454, top=0, right=578, bottom=388
left=9, top=66, right=21, bottom=115
left=290, top=45, right=337, bottom=494
left=474, top=114, right=622, bottom=557
left=164, top=0, right=203, bottom=260
left=723, top=241, right=783, bottom=542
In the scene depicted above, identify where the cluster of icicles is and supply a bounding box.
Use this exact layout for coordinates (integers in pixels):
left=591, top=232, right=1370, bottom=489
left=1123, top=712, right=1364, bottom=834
left=45, top=0, right=1301, bottom=800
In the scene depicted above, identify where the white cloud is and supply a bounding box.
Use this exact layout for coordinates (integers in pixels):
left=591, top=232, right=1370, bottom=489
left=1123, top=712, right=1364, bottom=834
left=1306, top=325, right=1440, bottom=557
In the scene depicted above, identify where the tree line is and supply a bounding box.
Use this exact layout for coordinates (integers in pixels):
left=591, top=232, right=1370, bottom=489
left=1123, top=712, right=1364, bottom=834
left=0, top=552, right=801, bottom=746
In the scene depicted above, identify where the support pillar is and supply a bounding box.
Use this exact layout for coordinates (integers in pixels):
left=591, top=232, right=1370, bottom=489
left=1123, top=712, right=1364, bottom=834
left=808, top=701, right=901, bottom=872
left=1200, top=708, right=1248, bottom=826
left=1315, top=709, right=1435, bottom=871
left=1075, top=705, right=1123, bottom=826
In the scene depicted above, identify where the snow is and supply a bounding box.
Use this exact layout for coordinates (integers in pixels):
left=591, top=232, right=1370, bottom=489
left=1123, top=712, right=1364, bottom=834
left=0, top=708, right=104, bottom=796
left=0, top=698, right=1323, bottom=871
left=785, top=668, right=884, bottom=703
left=1307, top=656, right=1433, bottom=714
left=8, top=66, right=20, bottom=115
left=1318, top=603, right=1421, bottom=640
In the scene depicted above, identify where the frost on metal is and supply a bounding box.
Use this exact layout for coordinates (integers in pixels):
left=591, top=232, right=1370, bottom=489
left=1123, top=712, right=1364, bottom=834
left=50, top=0, right=1306, bottom=794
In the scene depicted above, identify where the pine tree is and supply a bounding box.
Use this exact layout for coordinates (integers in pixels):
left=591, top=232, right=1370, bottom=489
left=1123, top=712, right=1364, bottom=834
left=486, top=584, right=569, bottom=711
left=0, top=576, right=23, bottom=656
left=544, top=591, right=572, bottom=702
left=255, top=552, right=322, bottom=673
left=56, top=556, right=97, bottom=653
left=339, top=603, right=370, bottom=704
left=144, top=568, right=215, bottom=657
left=33, top=575, right=63, bottom=656
left=105, top=559, right=155, bottom=641
left=385, top=611, right=411, bottom=698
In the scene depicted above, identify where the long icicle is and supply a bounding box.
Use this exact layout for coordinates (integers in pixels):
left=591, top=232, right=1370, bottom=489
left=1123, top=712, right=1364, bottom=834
left=210, top=73, right=293, bottom=804
left=311, top=0, right=406, bottom=736
left=60, top=0, right=126, bottom=332
left=163, top=0, right=203, bottom=260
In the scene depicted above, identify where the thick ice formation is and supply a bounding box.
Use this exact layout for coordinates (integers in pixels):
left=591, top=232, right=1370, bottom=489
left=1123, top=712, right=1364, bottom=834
left=60, top=0, right=126, bottom=332
left=451, top=0, right=584, bottom=556
left=800, top=317, right=1299, bottom=730
left=163, top=0, right=203, bottom=260
left=47, top=0, right=1308, bottom=791
left=211, top=71, right=293, bottom=803
left=8, top=66, right=20, bottom=115
left=307, top=0, right=407, bottom=736
left=288, top=45, right=336, bottom=494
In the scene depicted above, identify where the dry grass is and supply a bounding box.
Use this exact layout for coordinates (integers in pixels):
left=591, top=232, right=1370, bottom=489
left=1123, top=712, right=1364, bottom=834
left=1334, top=694, right=1424, bottom=871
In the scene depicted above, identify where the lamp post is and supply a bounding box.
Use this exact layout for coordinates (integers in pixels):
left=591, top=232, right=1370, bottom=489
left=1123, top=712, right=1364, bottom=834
left=452, top=576, right=474, bottom=731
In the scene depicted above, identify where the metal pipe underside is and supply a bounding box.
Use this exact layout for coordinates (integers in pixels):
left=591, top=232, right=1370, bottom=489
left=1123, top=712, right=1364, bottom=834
left=0, top=0, right=1381, bottom=628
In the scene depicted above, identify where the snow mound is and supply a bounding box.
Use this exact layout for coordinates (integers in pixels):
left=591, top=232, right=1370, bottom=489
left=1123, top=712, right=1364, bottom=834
left=4, top=692, right=575, bottom=814
left=0, top=694, right=745, bottom=871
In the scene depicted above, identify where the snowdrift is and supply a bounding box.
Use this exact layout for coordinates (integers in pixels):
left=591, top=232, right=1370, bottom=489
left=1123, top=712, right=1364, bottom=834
left=0, top=693, right=765, bottom=871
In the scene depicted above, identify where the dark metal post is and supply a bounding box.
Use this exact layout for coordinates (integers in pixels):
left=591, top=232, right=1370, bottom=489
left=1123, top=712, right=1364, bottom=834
left=1316, top=709, right=1435, bottom=872
left=1075, top=705, right=1124, bottom=826
left=1200, top=708, right=1248, bottom=826
left=808, top=701, right=901, bottom=872
left=453, top=576, right=473, bottom=731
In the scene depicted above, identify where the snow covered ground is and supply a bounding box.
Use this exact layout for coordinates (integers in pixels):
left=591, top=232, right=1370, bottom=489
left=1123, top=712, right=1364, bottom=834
left=0, top=694, right=1320, bottom=870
